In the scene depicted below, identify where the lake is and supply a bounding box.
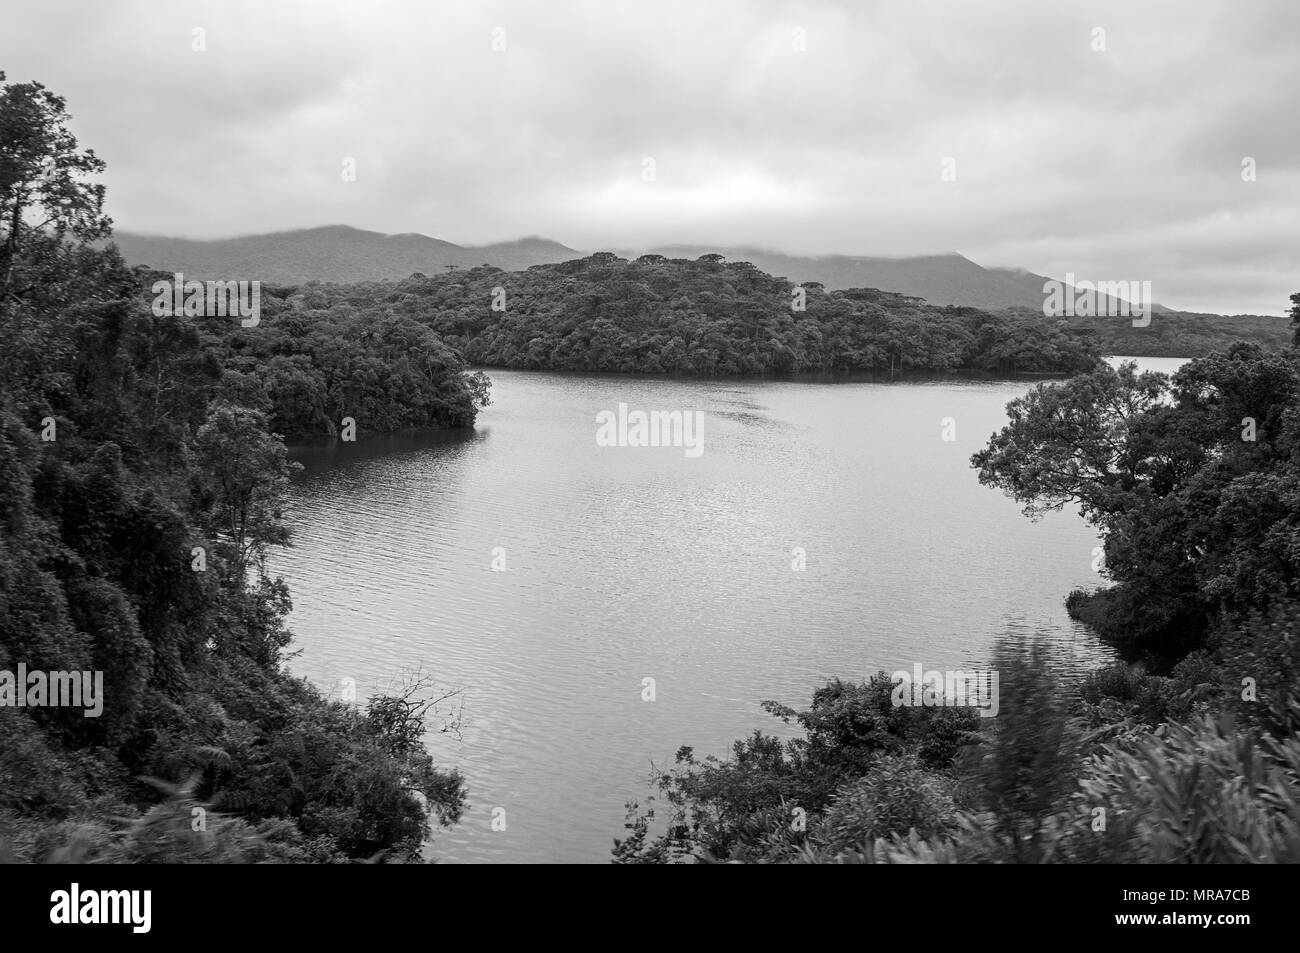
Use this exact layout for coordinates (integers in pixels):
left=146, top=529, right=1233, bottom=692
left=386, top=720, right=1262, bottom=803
left=272, top=356, right=1186, bottom=863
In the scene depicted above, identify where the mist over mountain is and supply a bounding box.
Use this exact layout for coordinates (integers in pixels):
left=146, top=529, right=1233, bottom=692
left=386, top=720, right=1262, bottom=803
left=109, top=225, right=581, bottom=285
left=638, top=245, right=1112, bottom=312
left=110, top=225, right=1181, bottom=315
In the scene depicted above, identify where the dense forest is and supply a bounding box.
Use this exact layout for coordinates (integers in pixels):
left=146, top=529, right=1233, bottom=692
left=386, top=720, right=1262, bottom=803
left=267, top=257, right=1104, bottom=381
left=6, top=71, right=1299, bottom=866
left=160, top=277, right=491, bottom=441
left=1048, top=307, right=1290, bottom=357
left=98, top=258, right=1130, bottom=446
left=0, top=75, right=483, bottom=862
left=205, top=256, right=1288, bottom=424
left=614, top=327, right=1300, bottom=863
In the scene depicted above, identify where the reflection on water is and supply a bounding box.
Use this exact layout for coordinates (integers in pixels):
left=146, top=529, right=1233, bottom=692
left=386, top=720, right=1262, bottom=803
left=272, top=361, right=1182, bottom=863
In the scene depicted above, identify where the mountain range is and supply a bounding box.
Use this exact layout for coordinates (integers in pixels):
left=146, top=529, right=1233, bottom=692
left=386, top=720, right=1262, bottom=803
left=110, top=224, right=1164, bottom=312
left=109, top=226, right=578, bottom=285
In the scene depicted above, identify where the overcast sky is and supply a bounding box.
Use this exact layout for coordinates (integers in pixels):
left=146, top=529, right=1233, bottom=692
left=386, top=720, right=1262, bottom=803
left=5, top=0, right=1297, bottom=313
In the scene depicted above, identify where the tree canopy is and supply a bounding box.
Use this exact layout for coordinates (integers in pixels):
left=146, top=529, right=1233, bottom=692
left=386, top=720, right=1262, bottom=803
left=0, top=74, right=469, bottom=863
left=267, top=256, right=1103, bottom=380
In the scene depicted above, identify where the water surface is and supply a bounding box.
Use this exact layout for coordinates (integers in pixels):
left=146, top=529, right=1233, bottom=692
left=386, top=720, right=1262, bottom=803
left=275, top=361, right=1182, bottom=862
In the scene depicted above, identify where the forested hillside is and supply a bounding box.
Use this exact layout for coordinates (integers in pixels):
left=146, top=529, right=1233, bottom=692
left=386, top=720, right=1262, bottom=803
left=1011, top=306, right=1292, bottom=357
left=8, top=68, right=1299, bottom=868
left=250, top=255, right=1286, bottom=393
left=139, top=273, right=492, bottom=442
left=280, top=254, right=1103, bottom=379
left=0, top=75, right=478, bottom=862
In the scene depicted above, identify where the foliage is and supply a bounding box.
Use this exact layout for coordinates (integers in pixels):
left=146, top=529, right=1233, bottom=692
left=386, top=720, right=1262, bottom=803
left=183, top=287, right=492, bottom=441
left=975, top=342, right=1300, bottom=650
left=1003, top=306, right=1292, bottom=359
left=1067, top=714, right=1300, bottom=864
left=269, top=256, right=1102, bottom=381
left=612, top=673, right=979, bottom=863
left=1214, top=599, right=1300, bottom=737
left=621, top=641, right=1300, bottom=864
left=0, top=74, right=466, bottom=863
left=956, top=642, right=1080, bottom=862
left=0, top=71, right=111, bottom=298
left=815, top=753, right=958, bottom=855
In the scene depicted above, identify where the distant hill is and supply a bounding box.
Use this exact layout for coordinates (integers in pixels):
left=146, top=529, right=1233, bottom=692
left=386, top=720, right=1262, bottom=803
left=111, top=225, right=1157, bottom=312
left=109, top=228, right=1291, bottom=343
left=108, top=225, right=580, bottom=284
left=642, top=246, right=1037, bottom=309
left=637, top=245, right=1175, bottom=315
left=110, top=226, right=1171, bottom=314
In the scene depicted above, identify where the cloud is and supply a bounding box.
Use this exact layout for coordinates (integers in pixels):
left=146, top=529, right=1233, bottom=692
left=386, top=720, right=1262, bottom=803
left=5, top=0, right=1297, bottom=313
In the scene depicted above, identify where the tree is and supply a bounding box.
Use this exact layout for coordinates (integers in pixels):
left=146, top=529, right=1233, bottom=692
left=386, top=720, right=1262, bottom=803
left=972, top=360, right=1171, bottom=525
left=0, top=74, right=473, bottom=865
left=974, top=339, right=1300, bottom=649
left=192, top=404, right=297, bottom=583
left=0, top=73, right=111, bottom=299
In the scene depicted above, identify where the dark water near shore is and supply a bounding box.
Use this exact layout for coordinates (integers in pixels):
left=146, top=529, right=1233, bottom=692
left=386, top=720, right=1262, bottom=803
left=272, top=357, right=1184, bottom=863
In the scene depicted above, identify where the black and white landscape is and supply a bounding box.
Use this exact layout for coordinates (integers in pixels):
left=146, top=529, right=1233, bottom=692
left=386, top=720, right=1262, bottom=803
left=1, top=0, right=1298, bottom=897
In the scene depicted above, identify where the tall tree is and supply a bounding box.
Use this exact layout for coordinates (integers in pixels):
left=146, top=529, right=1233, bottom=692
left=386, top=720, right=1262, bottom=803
left=0, top=72, right=111, bottom=299
left=192, top=403, right=297, bottom=584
